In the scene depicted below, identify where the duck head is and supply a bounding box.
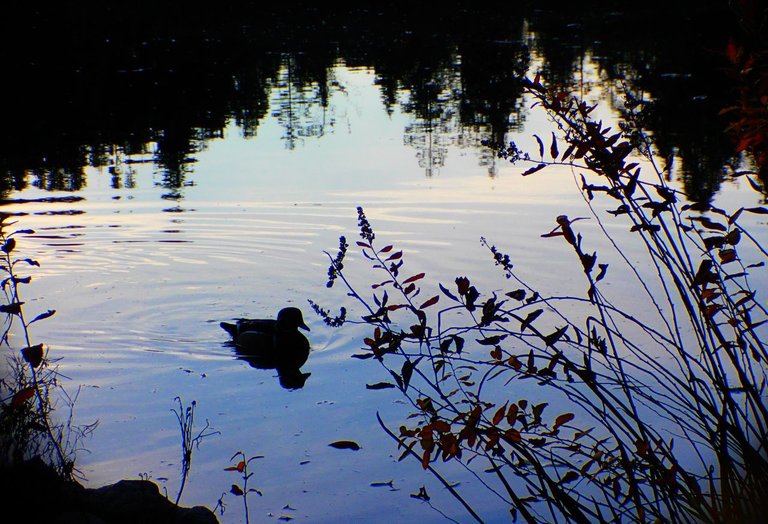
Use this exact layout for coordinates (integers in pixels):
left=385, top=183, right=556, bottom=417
left=276, top=307, right=310, bottom=331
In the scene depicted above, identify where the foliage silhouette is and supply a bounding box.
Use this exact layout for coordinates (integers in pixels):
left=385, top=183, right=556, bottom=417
left=316, top=76, right=768, bottom=522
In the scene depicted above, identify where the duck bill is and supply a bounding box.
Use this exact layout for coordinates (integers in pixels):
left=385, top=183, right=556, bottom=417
left=300, top=322, right=310, bottom=331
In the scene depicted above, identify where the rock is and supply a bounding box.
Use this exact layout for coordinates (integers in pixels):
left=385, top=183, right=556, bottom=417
left=0, top=457, right=218, bottom=524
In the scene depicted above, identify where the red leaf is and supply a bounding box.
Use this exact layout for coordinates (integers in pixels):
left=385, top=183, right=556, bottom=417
left=506, top=403, right=519, bottom=426
left=379, top=245, right=394, bottom=253
left=419, top=296, right=439, bottom=309
left=12, top=386, right=35, bottom=407
left=492, top=403, right=507, bottom=426
left=553, top=413, right=575, bottom=430
left=402, top=273, right=425, bottom=284
left=386, top=251, right=403, bottom=261
left=356, top=241, right=371, bottom=248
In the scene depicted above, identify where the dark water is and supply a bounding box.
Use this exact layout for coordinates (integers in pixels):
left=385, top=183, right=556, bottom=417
left=1, top=3, right=764, bottom=523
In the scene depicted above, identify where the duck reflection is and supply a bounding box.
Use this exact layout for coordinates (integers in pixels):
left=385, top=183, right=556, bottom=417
left=221, top=307, right=311, bottom=389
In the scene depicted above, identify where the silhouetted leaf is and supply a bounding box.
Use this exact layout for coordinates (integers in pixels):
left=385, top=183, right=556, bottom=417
left=230, top=484, right=244, bottom=496
left=477, top=335, right=507, bottom=346
left=366, top=382, right=396, bottom=390
left=2, top=238, right=16, bottom=253
left=439, top=283, right=459, bottom=302
left=595, top=264, right=608, bottom=282
left=550, top=132, right=559, bottom=159
left=351, top=353, right=374, bottom=360
left=553, top=413, right=575, bottom=430
left=522, top=163, right=547, bottom=177
left=533, top=134, right=544, bottom=158
left=719, top=249, right=737, bottom=264
left=506, top=289, right=526, bottom=301
left=746, top=206, right=768, bottom=214
left=329, top=440, right=361, bottom=450
left=0, top=302, right=24, bottom=315
left=21, top=344, right=44, bottom=368
left=29, top=309, right=56, bottom=325
left=559, top=471, right=579, bottom=484
left=386, top=251, right=403, bottom=261
left=356, top=241, right=371, bottom=249
left=544, top=326, right=568, bottom=347
left=520, top=309, right=543, bottom=332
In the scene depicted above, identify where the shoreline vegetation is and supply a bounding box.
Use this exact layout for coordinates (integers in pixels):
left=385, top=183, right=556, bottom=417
left=314, top=73, right=768, bottom=521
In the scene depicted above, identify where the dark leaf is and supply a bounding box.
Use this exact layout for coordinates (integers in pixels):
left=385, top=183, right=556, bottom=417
left=2, top=238, right=16, bottom=253
left=230, top=484, right=244, bottom=496
left=550, top=132, right=559, bottom=160
left=506, top=289, right=526, bottom=301
left=402, top=273, right=425, bottom=284
left=533, top=134, right=544, bottom=158
left=356, top=241, right=371, bottom=249
left=419, top=296, right=439, bottom=309
left=522, top=163, right=547, bottom=177
left=439, top=283, right=459, bottom=302
left=520, top=309, right=543, bottom=332
left=477, top=334, right=507, bottom=346
left=11, top=386, right=36, bottom=407
left=29, top=309, right=56, bottom=325
left=21, top=344, right=44, bottom=368
left=0, top=302, right=24, bottom=315
left=745, top=206, right=768, bottom=214
left=329, top=440, right=361, bottom=450
left=544, top=326, right=568, bottom=347
left=559, top=471, right=579, bottom=484
left=553, top=413, right=575, bottom=430
left=366, top=382, right=396, bottom=390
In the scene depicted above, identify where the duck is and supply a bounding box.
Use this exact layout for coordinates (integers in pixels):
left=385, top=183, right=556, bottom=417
left=221, top=307, right=311, bottom=370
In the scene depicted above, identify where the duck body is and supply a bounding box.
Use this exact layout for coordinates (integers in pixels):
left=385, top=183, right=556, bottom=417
left=221, top=307, right=310, bottom=370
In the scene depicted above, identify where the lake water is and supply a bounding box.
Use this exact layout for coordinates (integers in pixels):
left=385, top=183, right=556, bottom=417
left=2, top=5, right=766, bottom=523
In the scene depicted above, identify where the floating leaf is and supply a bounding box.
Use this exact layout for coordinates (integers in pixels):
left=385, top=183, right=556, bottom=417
left=329, top=440, right=361, bottom=450
left=366, top=382, right=396, bottom=390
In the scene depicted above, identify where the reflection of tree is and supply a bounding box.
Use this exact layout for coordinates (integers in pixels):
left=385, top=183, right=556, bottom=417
left=401, top=68, right=460, bottom=177
left=270, top=53, right=340, bottom=150
left=0, top=3, right=749, bottom=197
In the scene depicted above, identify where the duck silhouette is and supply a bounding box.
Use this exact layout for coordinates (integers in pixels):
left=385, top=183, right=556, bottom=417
left=221, top=307, right=311, bottom=381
